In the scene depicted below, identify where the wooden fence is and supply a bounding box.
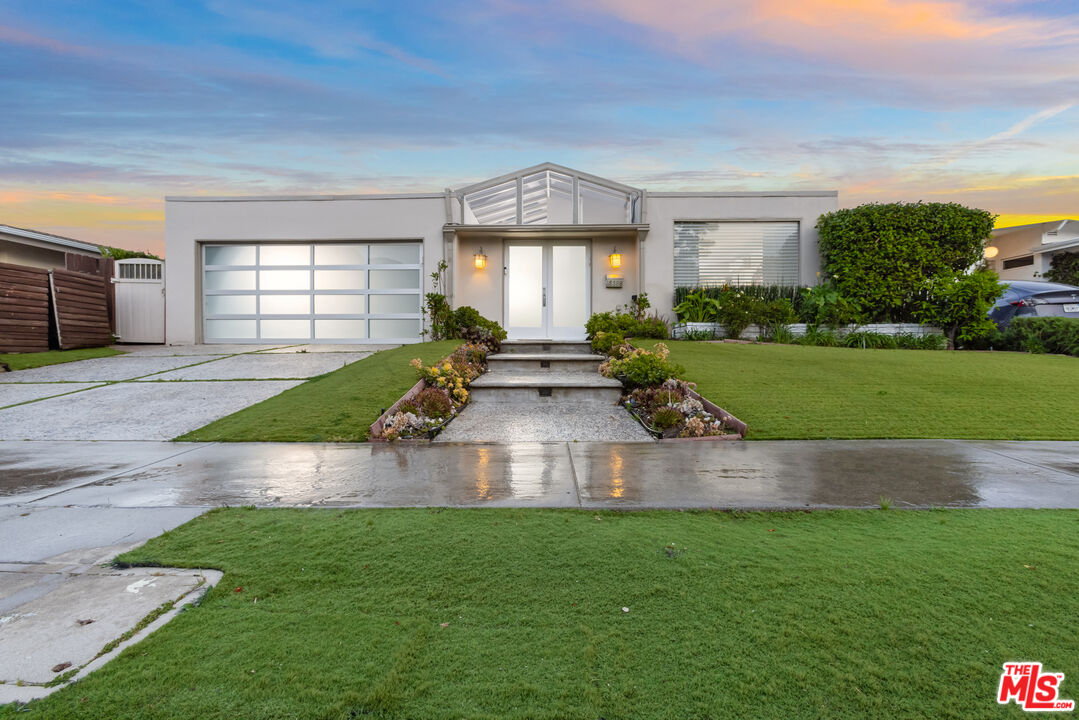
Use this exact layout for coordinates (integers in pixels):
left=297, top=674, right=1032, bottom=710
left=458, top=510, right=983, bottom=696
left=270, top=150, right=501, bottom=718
left=50, top=268, right=112, bottom=350
left=0, top=262, right=52, bottom=353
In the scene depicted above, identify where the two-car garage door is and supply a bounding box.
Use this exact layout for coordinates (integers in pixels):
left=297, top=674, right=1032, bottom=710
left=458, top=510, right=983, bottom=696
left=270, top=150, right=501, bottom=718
left=202, top=242, right=423, bottom=343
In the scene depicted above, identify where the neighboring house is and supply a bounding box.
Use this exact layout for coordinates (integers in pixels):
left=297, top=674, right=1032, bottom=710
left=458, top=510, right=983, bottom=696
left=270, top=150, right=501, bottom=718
left=988, top=219, right=1079, bottom=281
left=0, top=224, right=101, bottom=270
left=164, top=162, right=837, bottom=344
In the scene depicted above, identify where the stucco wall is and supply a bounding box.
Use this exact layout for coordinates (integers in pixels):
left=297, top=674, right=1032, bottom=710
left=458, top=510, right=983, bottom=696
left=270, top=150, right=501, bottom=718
left=642, top=192, right=838, bottom=318
left=990, top=226, right=1051, bottom=281
left=164, top=196, right=446, bottom=344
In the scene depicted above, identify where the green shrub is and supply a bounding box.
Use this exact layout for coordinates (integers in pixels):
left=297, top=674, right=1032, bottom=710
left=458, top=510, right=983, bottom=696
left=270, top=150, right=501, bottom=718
left=1045, top=251, right=1079, bottom=286
left=453, top=305, right=507, bottom=351
left=591, top=331, right=627, bottom=356
left=651, top=406, right=684, bottom=430
left=767, top=326, right=795, bottom=344
left=1000, top=317, right=1079, bottom=357
left=714, top=290, right=758, bottom=339
left=756, top=298, right=798, bottom=339
left=842, top=331, right=898, bottom=349
left=601, top=344, right=685, bottom=389
left=914, top=269, right=1003, bottom=349
left=681, top=329, right=718, bottom=341
left=585, top=311, right=668, bottom=339
left=673, top=291, right=722, bottom=323
left=799, top=283, right=863, bottom=328
left=816, top=201, right=995, bottom=322
left=793, top=328, right=840, bottom=347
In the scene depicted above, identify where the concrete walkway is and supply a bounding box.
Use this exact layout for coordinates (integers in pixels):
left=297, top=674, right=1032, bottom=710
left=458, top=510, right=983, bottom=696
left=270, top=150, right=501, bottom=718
left=3, top=439, right=1077, bottom=510
left=2, top=438, right=1075, bottom=702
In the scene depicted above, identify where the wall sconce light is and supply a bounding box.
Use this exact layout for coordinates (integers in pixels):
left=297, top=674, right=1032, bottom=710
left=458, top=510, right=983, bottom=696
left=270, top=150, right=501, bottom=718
left=608, top=247, right=622, bottom=269
left=983, top=245, right=999, bottom=259
left=474, top=248, right=487, bottom=270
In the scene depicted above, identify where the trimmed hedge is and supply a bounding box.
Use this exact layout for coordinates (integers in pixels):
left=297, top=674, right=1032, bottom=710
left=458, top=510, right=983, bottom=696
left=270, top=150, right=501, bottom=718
left=1001, top=317, right=1079, bottom=357
left=816, top=202, right=995, bottom=322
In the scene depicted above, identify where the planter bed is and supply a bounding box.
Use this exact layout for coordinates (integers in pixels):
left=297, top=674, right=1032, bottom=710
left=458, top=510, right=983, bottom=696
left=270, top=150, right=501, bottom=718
left=672, top=321, right=940, bottom=340
left=624, top=385, right=747, bottom=441
left=369, top=342, right=489, bottom=441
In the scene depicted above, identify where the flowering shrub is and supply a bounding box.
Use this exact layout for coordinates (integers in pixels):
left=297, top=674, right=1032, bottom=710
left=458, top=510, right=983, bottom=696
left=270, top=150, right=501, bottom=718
left=383, top=343, right=488, bottom=440
left=599, top=343, right=685, bottom=390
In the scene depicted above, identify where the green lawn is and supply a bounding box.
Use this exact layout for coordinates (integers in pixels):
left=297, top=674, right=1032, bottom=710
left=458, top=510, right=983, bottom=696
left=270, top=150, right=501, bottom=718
left=10, top=508, right=1077, bottom=719
left=0, top=347, right=122, bottom=371
left=645, top=341, right=1079, bottom=440
left=175, top=341, right=458, bottom=442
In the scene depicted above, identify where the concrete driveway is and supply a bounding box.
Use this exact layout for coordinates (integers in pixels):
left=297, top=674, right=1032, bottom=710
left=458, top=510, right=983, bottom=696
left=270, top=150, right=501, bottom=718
left=0, top=345, right=394, bottom=441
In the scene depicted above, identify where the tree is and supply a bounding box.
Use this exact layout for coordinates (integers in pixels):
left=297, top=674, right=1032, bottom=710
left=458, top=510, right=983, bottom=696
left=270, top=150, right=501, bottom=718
left=1045, top=251, right=1079, bottom=286
left=816, top=202, right=996, bottom=322
left=915, top=269, right=1002, bottom=349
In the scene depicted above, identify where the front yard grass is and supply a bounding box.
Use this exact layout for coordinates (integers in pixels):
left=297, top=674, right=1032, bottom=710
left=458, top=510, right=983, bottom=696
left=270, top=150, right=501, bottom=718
left=175, top=341, right=458, bottom=442
left=0, top=347, right=122, bottom=371
left=645, top=341, right=1079, bottom=440
left=10, top=507, right=1077, bottom=719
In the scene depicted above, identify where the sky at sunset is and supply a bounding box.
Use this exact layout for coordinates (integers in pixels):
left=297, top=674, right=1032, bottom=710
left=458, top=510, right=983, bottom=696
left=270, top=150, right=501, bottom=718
left=2, top=0, right=1078, bottom=256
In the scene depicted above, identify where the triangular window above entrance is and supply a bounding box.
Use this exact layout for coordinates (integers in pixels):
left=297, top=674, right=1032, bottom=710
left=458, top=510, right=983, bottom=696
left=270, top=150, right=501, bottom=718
left=454, top=163, right=642, bottom=225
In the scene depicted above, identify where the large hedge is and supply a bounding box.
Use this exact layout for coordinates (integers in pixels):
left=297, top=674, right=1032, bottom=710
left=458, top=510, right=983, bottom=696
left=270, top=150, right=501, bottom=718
left=816, top=202, right=996, bottom=321
left=1045, top=251, right=1079, bottom=286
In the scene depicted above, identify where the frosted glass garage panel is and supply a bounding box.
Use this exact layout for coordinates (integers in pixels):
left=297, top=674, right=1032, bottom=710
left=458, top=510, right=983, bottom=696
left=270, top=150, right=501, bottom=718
left=369, top=269, right=420, bottom=290
left=205, top=319, right=256, bottom=339
left=315, top=270, right=366, bottom=290
left=259, top=270, right=310, bottom=291
left=370, top=318, right=421, bottom=338
left=260, top=319, right=311, bottom=339
left=674, top=222, right=800, bottom=286
left=314, top=244, right=366, bottom=265
left=316, top=319, right=367, bottom=339
left=205, top=270, right=255, bottom=291
left=259, top=245, right=309, bottom=265
left=314, top=295, right=366, bottom=314
left=369, top=294, right=420, bottom=314
left=205, top=246, right=255, bottom=266
left=205, top=295, right=255, bottom=315
left=369, top=244, right=420, bottom=265
left=260, top=295, right=310, bottom=315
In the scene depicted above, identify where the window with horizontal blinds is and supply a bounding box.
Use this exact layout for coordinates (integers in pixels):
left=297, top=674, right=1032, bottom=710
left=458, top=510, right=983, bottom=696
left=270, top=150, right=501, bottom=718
left=674, top=221, right=800, bottom=286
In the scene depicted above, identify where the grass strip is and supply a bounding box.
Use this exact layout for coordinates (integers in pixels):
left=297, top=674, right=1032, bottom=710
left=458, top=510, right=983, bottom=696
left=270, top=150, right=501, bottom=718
left=9, top=507, right=1075, bottom=719
left=644, top=340, right=1079, bottom=440
left=174, top=341, right=458, bottom=442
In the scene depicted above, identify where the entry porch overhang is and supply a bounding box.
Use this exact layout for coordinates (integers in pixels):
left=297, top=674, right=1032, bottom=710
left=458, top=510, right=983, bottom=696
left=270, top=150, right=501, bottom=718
left=443, top=223, right=649, bottom=243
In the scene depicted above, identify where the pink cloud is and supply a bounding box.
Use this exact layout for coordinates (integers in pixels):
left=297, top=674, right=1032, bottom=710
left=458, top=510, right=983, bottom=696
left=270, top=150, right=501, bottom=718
left=584, top=0, right=1079, bottom=78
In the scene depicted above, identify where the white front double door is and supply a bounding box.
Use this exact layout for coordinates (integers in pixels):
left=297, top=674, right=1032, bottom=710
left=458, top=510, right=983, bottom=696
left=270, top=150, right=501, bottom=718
left=504, top=241, right=590, bottom=340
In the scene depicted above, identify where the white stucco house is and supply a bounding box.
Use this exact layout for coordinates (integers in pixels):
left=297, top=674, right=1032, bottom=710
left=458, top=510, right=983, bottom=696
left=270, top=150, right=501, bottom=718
left=988, top=219, right=1079, bottom=281
left=164, top=163, right=837, bottom=344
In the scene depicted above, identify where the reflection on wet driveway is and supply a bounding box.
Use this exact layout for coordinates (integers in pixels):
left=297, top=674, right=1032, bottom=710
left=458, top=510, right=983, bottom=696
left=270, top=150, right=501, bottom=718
left=1, top=439, right=1077, bottom=510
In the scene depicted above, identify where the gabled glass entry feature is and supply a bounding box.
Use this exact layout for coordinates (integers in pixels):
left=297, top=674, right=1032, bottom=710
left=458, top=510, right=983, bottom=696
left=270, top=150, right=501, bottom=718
left=457, top=163, right=641, bottom=225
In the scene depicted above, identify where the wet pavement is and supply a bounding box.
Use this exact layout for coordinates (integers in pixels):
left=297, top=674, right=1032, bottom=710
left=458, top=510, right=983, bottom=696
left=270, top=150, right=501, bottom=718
left=0, top=344, right=390, bottom=440
left=2, top=439, right=1077, bottom=510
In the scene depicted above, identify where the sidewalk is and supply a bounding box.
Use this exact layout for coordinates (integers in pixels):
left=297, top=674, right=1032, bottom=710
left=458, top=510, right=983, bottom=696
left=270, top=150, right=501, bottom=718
left=2, top=439, right=1077, bottom=510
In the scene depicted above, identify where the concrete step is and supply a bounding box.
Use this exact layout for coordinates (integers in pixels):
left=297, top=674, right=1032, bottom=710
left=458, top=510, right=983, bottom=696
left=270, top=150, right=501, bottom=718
left=500, top=340, right=593, bottom=355
left=470, top=371, right=623, bottom=404
left=487, top=352, right=603, bottom=373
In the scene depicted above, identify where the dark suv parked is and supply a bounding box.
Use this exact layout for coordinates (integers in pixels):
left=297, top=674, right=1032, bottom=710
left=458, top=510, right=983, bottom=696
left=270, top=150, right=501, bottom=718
left=989, top=280, right=1079, bottom=329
